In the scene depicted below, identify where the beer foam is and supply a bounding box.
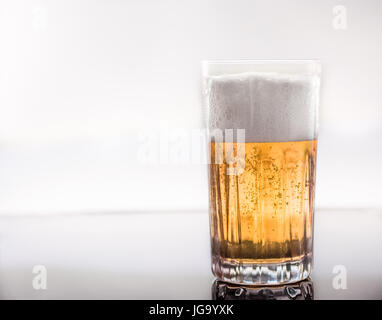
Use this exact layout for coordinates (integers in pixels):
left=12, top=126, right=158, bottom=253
left=207, top=72, right=320, bottom=142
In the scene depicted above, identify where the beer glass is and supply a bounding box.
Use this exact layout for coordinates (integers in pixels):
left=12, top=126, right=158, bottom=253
left=202, top=60, right=321, bottom=285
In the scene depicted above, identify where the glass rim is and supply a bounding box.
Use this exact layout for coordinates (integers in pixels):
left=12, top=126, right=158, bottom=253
left=202, top=59, right=321, bottom=77
left=201, top=59, right=320, bottom=65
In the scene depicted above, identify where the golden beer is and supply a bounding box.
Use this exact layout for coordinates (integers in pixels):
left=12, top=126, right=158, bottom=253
left=209, top=141, right=316, bottom=270
left=203, top=60, right=321, bottom=285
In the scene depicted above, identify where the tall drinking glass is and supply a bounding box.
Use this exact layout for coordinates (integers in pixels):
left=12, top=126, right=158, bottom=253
left=203, top=60, right=321, bottom=285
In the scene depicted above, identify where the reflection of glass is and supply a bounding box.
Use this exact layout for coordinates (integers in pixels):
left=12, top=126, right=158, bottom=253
left=203, top=61, right=321, bottom=285
left=212, top=278, right=314, bottom=300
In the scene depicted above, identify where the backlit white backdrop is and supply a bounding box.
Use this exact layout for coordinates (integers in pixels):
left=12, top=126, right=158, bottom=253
left=0, top=0, right=381, bottom=215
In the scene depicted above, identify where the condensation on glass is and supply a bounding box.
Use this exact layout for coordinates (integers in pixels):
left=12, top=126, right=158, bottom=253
left=202, top=60, right=321, bottom=285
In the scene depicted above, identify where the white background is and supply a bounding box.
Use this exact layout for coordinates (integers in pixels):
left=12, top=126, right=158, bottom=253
left=0, top=0, right=381, bottom=215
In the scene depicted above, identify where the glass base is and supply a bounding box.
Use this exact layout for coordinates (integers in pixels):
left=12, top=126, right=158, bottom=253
left=212, top=278, right=314, bottom=300
left=212, top=254, right=312, bottom=286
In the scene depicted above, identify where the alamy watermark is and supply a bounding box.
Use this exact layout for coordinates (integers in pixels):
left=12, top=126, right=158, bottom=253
left=32, top=7, right=48, bottom=31
left=136, top=128, right=246, bottom=175
left=333, top=5, right=348, bottom=30
left=32, top=265, right=47, bottom=290
left=332, top=265, right=347, bottom=290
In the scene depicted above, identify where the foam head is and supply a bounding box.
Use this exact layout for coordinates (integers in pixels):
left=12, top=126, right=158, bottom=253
left=206, top=71, right=320, bottom=143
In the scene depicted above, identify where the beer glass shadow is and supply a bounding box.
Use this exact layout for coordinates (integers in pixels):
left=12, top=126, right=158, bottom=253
left=212, top=278, right=314, bottom=300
